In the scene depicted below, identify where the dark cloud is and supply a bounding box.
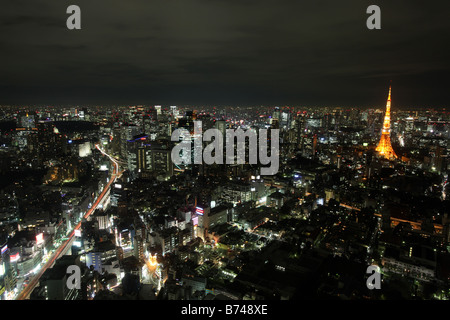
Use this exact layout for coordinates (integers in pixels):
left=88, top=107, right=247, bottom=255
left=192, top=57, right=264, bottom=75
left=0, top=0, right=449, bottom=107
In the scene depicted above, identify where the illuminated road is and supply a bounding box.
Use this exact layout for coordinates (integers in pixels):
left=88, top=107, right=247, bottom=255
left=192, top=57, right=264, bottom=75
left=338, top=203, right=443, bottom=232
left=306, top=193, right=444, bottom=233
left=15, top=145, right=120, bottom=300
left=144, top=254, right=164, bottom=292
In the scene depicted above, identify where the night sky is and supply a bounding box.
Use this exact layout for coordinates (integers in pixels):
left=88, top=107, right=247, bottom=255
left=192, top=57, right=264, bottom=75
left=1, top=0, right=449, bottom=108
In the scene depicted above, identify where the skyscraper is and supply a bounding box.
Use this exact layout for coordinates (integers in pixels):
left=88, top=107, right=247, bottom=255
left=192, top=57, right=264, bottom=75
left=375, top=85, right=397, bottom=160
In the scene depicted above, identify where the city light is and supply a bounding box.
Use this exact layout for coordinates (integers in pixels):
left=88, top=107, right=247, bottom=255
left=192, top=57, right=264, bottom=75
left=1, top=81, right=449, bottom=304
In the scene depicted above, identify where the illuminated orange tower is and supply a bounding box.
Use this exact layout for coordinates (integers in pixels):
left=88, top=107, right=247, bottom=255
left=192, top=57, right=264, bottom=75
left=375, top=85, right=397, bottom=159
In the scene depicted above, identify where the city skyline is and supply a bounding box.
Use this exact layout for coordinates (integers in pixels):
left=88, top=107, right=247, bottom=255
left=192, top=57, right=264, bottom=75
left=0, top=93, right=449, bottom=301
left=0, top=0, right=449, bottom=107
left=1, top=0, right=450, bottom=305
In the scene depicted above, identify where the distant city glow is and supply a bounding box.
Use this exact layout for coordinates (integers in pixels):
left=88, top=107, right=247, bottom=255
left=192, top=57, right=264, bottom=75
left=3, top=88, right=449, bottom=302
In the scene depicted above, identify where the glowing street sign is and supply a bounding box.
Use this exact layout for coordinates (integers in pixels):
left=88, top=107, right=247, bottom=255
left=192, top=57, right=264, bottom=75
left=36, top=233, right=44, bottom=245
left=10, top=252, right=20, bottom=263
left=196, top=207, right=204, bottom=215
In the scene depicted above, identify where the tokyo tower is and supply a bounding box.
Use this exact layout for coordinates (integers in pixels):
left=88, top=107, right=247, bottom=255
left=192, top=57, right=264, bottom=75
left=375, top=85, right=397, bottom=160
